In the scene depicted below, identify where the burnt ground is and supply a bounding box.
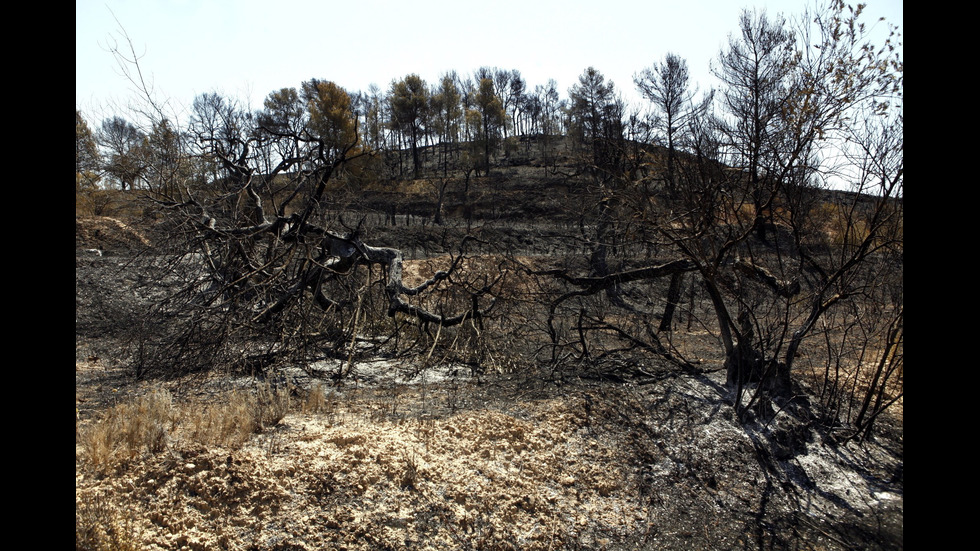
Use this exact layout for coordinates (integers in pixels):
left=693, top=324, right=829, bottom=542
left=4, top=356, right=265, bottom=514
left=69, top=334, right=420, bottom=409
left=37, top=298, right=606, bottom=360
left=75, top=210, right=902, bottom=550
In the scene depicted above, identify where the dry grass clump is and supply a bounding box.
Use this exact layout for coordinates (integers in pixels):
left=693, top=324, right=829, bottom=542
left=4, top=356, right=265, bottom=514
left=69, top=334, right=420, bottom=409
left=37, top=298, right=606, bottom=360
left=80, top=388, right=174, bottom=474
left=75, top=491, right=142, bottom=551
left=79, top=384, right=291, bottom=473
left=184, top=383, right=291, bottom=448
left=302, top=381, right=335, bottom=414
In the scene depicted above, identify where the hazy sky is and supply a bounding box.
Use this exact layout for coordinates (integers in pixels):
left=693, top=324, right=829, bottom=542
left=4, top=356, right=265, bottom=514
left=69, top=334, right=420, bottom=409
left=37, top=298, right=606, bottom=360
left=76, top=0, right=902, bottom=121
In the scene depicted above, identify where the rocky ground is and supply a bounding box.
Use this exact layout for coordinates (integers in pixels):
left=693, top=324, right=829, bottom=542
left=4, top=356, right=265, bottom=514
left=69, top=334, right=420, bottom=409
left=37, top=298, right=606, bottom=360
left=75, top=217, right=903, bottom=550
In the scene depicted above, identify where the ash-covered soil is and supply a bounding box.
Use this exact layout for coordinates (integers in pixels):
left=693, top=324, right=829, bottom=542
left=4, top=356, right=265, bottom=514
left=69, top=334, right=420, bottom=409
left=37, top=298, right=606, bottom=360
left=76, top=217, right=903, bottom=550
left=75, top=367, right=903, bottom=550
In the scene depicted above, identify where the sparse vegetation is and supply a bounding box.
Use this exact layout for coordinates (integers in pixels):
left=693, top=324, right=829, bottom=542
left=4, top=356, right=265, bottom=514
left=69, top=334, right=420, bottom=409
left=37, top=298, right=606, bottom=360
left=76, top=490, right=142, bottom=551
left=79, top=384, right=292, bottom=475
left=80, top=388, right=174, bottom=474
left=77, top=2, right=901, bottom=549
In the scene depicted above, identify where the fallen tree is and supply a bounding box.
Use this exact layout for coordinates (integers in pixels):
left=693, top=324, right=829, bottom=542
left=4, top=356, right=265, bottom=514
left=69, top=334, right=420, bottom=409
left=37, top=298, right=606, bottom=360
left=125, top=85, right=505, bottom=378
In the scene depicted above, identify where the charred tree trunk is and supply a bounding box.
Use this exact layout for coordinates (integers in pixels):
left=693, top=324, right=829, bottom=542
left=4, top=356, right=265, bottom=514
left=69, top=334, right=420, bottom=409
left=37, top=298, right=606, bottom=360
left=658, top=272, right=684, bottom=332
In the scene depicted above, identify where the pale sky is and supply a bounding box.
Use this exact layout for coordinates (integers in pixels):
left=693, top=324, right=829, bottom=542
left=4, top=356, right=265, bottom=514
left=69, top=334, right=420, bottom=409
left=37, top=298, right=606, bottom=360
left=76, top=0, right=902, bottom=123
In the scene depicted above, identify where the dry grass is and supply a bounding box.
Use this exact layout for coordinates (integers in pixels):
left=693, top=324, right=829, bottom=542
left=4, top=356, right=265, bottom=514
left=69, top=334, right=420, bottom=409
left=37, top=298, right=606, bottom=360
left=401, top=254, right=549, bottom=295
left=76, top=390, right=172, bottom=549
left=76, top=491, right=142, bottom=551
left=185, top=383, right=292, bottom=447
left=302, top=381, right=335, bottom=414
left=79, top=389, right=175, bottom=474
left=78, top=383, right=291, bottom=474
left=76, top=383, right=292, bottom=549
left=74, top=215, right=152, bottom=251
